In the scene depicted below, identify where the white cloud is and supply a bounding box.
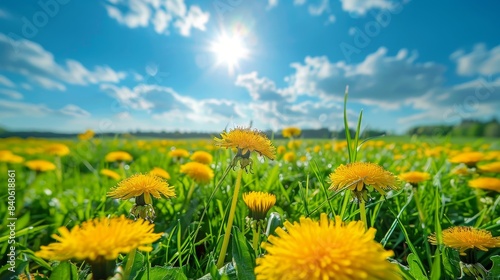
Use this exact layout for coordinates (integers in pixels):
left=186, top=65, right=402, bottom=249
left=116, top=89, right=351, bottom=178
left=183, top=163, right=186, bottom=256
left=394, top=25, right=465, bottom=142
left=0, top=33, right=126, bottom=90
left=450, top=44, right=500, bottom=76
left=235, top=71, right=292, bottom=102
left=0, top=89, right=23, bottom=100
left=59, top=104, right=91, bottom=118
left=104, top=0, right=210, bottom=37
left=294, top=0, right=306, bottom=5
left=0, top=75, right=15, bottom=87
left=0, top=99, right=52, bottom=117
left=339, top=0, right=393, bottom=15
left=308, top=0, right=329, bottom=16
left=0, top=9, right=11, bottom=19
left=267, top=0, right=279, bottom=10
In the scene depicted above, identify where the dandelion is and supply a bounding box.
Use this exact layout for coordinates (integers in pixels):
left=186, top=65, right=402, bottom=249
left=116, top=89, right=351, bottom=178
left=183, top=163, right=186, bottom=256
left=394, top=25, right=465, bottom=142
left=105, top=151, right=133, bottom=162
left=78, top=129, right=95, bottom=140
left=255, top=213, right=401, bottom=280
left=100, top=169, right=121, bottom=180
left=214, top=127, right=275, bottom=171
left=243, top=191, right=276, bottom=221
left=25, top=160, right=56, bottom=172
left=45, top=143, right=70, bottom=157
left=281, top=126, right=301, bottom=138
left=478, top=162, right=500, bottom=173
left=169, top=148, right=190, bottom=160
left=449, top=152, right=484, bottom=167
left=149, top=167, right=171, bottom=179
left=468, top=177, right=500, bottom=192
left=108, top=174, right=175, bottom=222
left=0, top=152, right=24, bottom=164
left=190, top=151, right=213, bottom=165
left=180, top=162, right=214, bottom=184
left=36, top=215, right=162, bottom=280
left=276, top=145, right=286, bottom=155
left=429, top=226, right=500, bottom=256
left=283, top=152, right=296, bottom=163
left=399, top=171, right=431, bottom=185
left=329, top=162, right=399, bottom=201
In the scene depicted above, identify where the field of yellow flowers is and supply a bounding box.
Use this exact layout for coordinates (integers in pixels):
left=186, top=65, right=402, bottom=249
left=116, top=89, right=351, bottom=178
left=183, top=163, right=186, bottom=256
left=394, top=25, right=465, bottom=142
left=1, top=124, right=500, bottom=279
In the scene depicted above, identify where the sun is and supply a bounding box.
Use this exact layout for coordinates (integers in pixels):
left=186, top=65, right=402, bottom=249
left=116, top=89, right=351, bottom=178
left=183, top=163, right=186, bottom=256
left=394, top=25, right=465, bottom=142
left=210, top=33, right=248, bottom=74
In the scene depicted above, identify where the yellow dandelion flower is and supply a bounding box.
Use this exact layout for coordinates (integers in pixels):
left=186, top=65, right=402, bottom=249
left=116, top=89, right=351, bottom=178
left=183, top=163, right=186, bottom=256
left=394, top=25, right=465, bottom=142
left=283, top=152, right=296, bottom=163
left=276, top=145, right=286, bottom=155
left=282, top=126, right=301, bottom=138
left=35, top=215, right=162, bottom=261
left=334, top=141, right=347, bottom=152
left=179, top=162, right=214, bottom=184
left=478, top=162, right=500, bottom=173
left=0, top=150, right=13, bottom=159
left=190, top=151, right=213, bottom=165
left=468, top=177, right=500, bottom=192
left=105, top=151, right=133, bottom=162
left=149, top=167, right=171, bottom=179
left=449, top=152, right=484, bottom=167
left=25, top=160, right=56, bottom=172
left=399, top=171, right=431, bottom=184
left=0, top=152, right=24, bottom=164
left=243, top=191, right=276, bottom=221
left=329, top=162, right=399, bottom=200
left=313, top=145, right=321, bottom=153
left=255, top=213, right=401, bottom=280
left=100, top=169, right=121, bottom=180
left=429, top=226, right=500, bottom=255
left=78, top=129, right=95, bottom=141
left=485, top=150, right=500, bottom=161
left=45, top=143, right=70, bottom=157
left=108, top=173, right=175, bottom=205
left=169, top=148, right=190, bottom=159
left=214, top=127, right=276, bottom=170
left=287, top=140, right=301, bottom=150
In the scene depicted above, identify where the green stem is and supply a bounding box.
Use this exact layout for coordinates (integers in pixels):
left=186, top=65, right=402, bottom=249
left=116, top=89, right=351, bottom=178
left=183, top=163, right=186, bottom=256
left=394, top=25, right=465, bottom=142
left=339, top=191, right=351, bottom=219
left=413, top=188, right=426, bottom=225
left=217, top=168, right=243, bottom=268
left=184, top=181, right=196, bottom=208
left=359, top=199, right=368, bottom=230
left=122, top=248, right=136, bottom=280
left=252, top=223, right=260, bottom=256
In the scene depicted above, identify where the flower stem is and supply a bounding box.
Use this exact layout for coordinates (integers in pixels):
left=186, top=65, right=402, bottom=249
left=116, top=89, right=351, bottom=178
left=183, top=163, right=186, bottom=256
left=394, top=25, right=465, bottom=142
left=122, top=248, right=136, bottom=280
left=217, top=168, right=243, bottom=268
left=359, top=199, right=368, bottom=230
left=184, top=181, right=196, bottom=208
left=252, top=223, right=260, bottom=256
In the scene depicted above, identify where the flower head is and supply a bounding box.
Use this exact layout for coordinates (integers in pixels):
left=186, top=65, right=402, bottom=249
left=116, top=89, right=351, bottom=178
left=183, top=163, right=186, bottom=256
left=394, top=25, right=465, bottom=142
left=283, top=152, right=296, bottom=163
left=25, top=160, right=56, bottom=172
left=329, top=162, right=399, bottom=201
left=399, top=171, right=431, bottom=184
left=449, top=152, right=484, bottom=167
left=180, top=162, right=214, bottom=184
left=149, top=167, right=171, bottom=179
left=100, top=169, right=121, bottom=180
left=107, top=173, right=175, bottom=205
left=255, top=213, right=401, bottom=280
left=105, top=151, right=133, bottom=162
left=282, top=126, right=301, bottom=138
left=429, top=226, right=500, bottom=255
left=45, top=143, right=70, bottom=157
left=0, top=151, right=24, bottom=164
left=243, top=191, right=276, bottom=221
left=169, top=148, right=190, bottom=159
left=214, top=127, right=276, bottom=171
left=78, top=129, right=95, bottom=141
left=468, top=177, right=500, bottom=192
left=35, top=216, right=162, bottom=261
left=478, top=162, right=500, bottom=173
left=190, top=151, right=213, bottom=165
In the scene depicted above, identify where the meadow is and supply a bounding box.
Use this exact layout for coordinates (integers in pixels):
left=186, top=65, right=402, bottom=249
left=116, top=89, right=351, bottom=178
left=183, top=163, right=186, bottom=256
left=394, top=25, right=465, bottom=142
left=0, top=126, right=500, bottom=279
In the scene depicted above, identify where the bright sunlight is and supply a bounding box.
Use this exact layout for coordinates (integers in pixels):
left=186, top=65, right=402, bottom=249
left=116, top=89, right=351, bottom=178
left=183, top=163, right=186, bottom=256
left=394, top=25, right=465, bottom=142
left=210, top=33, right=248, bottom=74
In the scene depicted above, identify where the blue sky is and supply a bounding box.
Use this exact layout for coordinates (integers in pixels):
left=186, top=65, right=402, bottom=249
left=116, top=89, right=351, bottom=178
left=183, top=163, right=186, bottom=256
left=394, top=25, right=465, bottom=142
left=0, top=0, right=499, bottom=134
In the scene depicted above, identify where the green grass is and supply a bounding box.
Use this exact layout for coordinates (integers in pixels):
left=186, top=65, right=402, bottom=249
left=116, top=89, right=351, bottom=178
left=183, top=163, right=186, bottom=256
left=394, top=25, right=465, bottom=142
left=0, top=135, right=499, bottom=279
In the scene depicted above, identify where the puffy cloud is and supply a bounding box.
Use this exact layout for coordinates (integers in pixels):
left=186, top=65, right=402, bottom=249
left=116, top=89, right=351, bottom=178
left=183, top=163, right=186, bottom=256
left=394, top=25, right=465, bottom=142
left=235, top=71, right=292, bottom=102
left=339, top=0, right=394, bottom=15
left=450, top=43, right=500, bottom=76
left=0, top=33, right=126, bottom=90
left=59, top=104, right=91, bottom=118
left=267, top=0, right=279, bottom=10
left=104, top=0, right=209, bottom=37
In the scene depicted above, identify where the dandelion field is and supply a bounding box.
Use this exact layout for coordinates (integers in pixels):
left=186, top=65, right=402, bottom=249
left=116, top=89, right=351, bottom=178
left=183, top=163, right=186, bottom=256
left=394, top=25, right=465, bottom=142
left=1, top=124, right=500, bottom=279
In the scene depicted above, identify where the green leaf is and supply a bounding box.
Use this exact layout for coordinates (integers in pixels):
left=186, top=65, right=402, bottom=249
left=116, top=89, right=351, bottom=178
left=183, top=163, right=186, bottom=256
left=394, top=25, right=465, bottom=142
left=408, top=253, right=428, bottom=280
left=49, top=261, right=78, bottom=280
left=488, top=255, right=500, bottom=278
left=441, top=248, right=460, bottom=279
left=139, top=266, right=187, bottom=280
left=124, top=251, right=145, bottom=280
left=231, top=227, right=256, bottom=280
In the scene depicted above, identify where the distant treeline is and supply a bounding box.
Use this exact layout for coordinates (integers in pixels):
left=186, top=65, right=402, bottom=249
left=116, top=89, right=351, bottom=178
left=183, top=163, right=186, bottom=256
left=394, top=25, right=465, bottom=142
left=407, top=119, right=500, bottom=138
left=0, top=127, right=387, bottom=139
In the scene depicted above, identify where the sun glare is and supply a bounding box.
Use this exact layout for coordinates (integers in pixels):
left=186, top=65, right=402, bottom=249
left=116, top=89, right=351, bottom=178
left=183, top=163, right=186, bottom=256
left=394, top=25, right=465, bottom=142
left=211, top=34, right=248, bottom=74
